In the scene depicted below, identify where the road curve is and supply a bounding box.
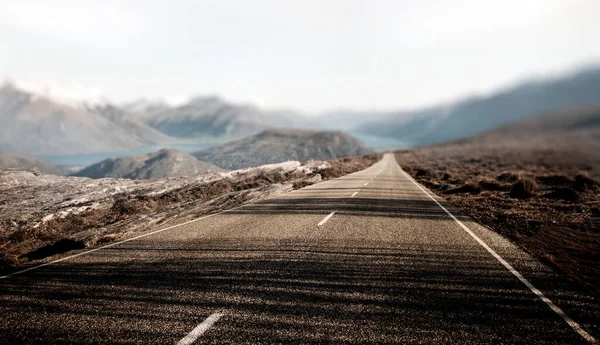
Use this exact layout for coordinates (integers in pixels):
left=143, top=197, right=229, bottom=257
left=1, top=153, right=598, bottom=344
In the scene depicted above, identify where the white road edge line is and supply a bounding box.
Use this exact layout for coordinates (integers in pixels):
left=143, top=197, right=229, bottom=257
left=317, top=212, right=336, bottom=226
left=177, top=313, right=223, bottom=345
left=398, top=166, right=597, bottom=344
left=0, top=210, right=228, bottom=280
left=351, top=191, right=358, bottom=197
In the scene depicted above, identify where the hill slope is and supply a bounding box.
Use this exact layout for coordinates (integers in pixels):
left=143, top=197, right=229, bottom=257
left=358, top=67, right=600, bottom=146
left=0, top=84, right=172, bottom=156
left=450, top=106, right=600, bottom=168
left=0, top=153, right=64, bottom=175
left=473, top=106, right=600, bottom=141
left=74, top=148, right=226, bottom=179
left=193, top=129, right=374, bottom=170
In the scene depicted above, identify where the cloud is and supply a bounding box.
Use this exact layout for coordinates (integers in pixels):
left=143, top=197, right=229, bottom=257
left=3, top=77, right=108, bottom=106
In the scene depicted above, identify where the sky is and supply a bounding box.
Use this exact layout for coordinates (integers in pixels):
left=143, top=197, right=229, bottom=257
left=1, top=0, right=600, bottom=113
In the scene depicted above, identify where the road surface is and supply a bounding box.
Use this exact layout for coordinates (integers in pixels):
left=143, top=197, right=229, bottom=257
left=1, top=153, right=598, bottom=344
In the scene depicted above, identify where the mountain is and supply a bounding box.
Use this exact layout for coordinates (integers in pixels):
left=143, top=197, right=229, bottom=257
left=357, top=67, right=600, bottom=146
left=73, top=148, right=226, bottom=179
left=192, top=129, right=374, bottom=170
left=142, top=96, right=317, bottom=141
left=85, top=104, right=173, bottom=145
left=0, top=153, right=65, bottom=175
left=0, top=83, right=172, bottom=156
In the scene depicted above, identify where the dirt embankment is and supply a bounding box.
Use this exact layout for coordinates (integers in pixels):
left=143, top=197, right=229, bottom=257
left=396, top=140, right=600, bottom=293
left=0, top=154, right=381, bottom=273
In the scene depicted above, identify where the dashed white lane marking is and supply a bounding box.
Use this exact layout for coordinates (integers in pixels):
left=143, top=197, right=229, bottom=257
left=351, top=191, right=358, bottom=197
left=317, top=212, right=336, bottom=226
left=364, top=182, right=369, bottom=186
left=177, top=313, right=223, bottom=345
left=397, top=165, right=597, bottom=344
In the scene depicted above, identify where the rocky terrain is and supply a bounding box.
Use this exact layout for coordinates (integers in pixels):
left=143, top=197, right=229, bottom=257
left=73, top=148, right=226, bottom=179
left=0, top=153, right=381, bottom=273
left=0, top=83, right=172, bottom=156
left=0, top=153, right=66, bottom=175
left=395, top=106, right=600, bottom=293
left=193, top=129, right=374, bottom=170
left=359, top=66, right=600, bottom=146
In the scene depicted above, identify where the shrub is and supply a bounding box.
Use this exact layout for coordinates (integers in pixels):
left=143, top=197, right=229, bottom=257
left=545, top=187, right=579, bottom=202
left=445, top=183, right=481, bottom=195
left=477, top=177, right=507, bottom=191
left=574, top=174, right=599, bottom=191
left=497, top=171, right=520, bottom=183
left=536, top=174, right=574, bottom=187
left=415, top=169, right=428, bottom=177
left=509, top=178, right=537, bottom=199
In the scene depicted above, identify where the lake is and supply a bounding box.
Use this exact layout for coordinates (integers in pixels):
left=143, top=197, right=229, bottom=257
left=37, top=134, right=407, bottom=168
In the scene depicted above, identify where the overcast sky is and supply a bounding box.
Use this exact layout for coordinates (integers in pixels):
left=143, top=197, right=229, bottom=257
left=1, top=0, right=600, bottom=112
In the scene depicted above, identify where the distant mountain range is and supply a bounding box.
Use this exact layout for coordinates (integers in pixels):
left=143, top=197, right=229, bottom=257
left=356, top=67, right=600, bottom=146
left=72, top=129, right=373, bottom=178
left=193, top=129, right=374, bottom=170
left=1, top=66, right=600, bottom=158
left=73, top=148, right=225, bottom=179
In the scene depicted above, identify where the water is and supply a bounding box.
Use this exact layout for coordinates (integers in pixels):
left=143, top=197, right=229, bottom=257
left=38, top=143, right=219, bottom=167
left=349, top=132, right=409, bottom=150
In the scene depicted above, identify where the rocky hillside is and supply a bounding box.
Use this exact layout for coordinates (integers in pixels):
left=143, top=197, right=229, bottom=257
left=0, top=153, right=65, bottom=175
left=358, top=66, right=600, bottom=146
left=193, top=129, right=374, bottom=169
left=74, top=148, right=226, bottom=179
left=0, top=83, right=172, bottom=156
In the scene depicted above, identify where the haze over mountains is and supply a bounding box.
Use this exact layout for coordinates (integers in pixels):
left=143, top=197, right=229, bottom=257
left=0, top=65, right=599, bottom=161
left=356, top=67, right=600, bottom=146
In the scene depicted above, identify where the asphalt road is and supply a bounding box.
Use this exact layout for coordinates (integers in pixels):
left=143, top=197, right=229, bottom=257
left=1, top=153, right=598, bottom=344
